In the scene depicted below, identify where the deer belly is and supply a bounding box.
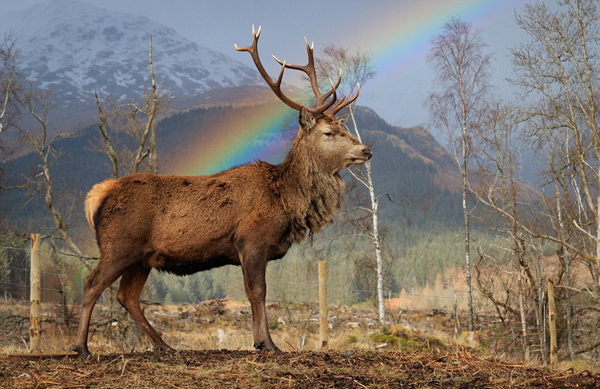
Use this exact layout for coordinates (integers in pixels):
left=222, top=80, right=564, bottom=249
left=145, top=242, right=239, bottom=275
left=147, top=225, right=238, bottom=270
left=148, top=253, right=238, bottom=276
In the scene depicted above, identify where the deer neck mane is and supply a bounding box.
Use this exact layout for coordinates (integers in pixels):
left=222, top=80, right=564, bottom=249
left=273, top=136, right=345, bottom=244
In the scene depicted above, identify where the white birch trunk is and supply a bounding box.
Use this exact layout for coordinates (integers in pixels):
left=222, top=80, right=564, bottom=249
left=350, top=107, right=385, bottom=325
left=517, top=267, right=530, bottom=361
left=367, top=160, right=385, bottom=325
left=597, top=195, right=600, bottom=284
left=461, top=117, right=474, bottom=332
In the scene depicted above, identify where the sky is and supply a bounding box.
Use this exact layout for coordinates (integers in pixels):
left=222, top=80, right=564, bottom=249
left=1, top=0, right=533, bottom=135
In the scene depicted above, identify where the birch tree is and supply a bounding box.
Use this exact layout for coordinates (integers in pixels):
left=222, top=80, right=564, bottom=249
left=0, top=34, right=20, bottom=138
left=511, top=0, right=600, bottom=296
left=0, top=34, right=21, bottom=190
left=314, top=45, right=384, bottom=323
left=426, top=17, right=492, bottom=331
left=509, top=0, right=600, bottom=357
left=472, top=102, right=535, bottom=361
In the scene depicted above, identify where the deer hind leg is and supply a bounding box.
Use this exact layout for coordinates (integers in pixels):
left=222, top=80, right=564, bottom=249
left=117, top=264, right=173, bottom=352
left=73, top=259, right=131, bottom=358
left=240, top=252, right=280, bottom=352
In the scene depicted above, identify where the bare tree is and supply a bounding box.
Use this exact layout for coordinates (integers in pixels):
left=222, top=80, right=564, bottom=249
left=426, top=17, right=492, bottom=331
left=511, top=0, right=600, bottom=285
left=18, top=84, right=88, bottom=264
left=497, top=0, right=600, bottom=359
left=14, top=38, right=167, bottom=268
left=0, top=34, right=19, bottom=139
left=313, top=44, right=384, bottom=323
left=472, top=102, right=534, bottom=361
left=0, top=34, right=22, bottom=193
left=542, top=124, right=578, bottom=360
left=94, top=37, right=169, bottom=178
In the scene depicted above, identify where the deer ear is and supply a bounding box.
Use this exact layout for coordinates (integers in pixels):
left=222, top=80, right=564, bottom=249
left=337, top=114, right=349, bottom=127
left=299, top=108, right=316, bottom=132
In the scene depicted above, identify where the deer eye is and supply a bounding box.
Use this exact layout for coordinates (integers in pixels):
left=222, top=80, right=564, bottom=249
left=323, top=131, right=333, bottom=137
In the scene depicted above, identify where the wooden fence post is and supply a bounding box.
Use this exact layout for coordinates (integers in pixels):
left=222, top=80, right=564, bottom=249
left=30, top=233, right=41, bottom=352
left=548, top=279, right=557, bottom=366
left=318, top=261, right=328, bottom=350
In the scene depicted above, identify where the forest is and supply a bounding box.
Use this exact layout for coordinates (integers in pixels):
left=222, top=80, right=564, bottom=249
left=1, top=0, right=600, bottom=365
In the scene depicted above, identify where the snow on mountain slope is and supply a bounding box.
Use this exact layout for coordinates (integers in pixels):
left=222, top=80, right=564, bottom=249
left=0, top=0, right=261, bottom=111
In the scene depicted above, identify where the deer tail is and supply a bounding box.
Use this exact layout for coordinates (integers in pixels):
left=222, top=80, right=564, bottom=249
left=85, top=179, right=118, bottom=230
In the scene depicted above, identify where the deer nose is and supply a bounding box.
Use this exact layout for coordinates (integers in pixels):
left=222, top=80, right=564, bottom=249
left=363, top=147, right=372, bottom=160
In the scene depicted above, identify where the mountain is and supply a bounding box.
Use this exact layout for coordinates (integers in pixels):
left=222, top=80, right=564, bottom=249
left=0, top=0, right=261, bottom=129
left=354, top=107, right=455, bottom=173
left=352, top=107, right=461, bottom=230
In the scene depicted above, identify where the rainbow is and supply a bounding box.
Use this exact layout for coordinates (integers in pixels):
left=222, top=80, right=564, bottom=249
left=361, top=1, right=520, bottom=69
left=358, top=1, right=524, bottom=95
left=168, top=1, right=525, bottom=176
left=165, top=102, right=296, bottom=176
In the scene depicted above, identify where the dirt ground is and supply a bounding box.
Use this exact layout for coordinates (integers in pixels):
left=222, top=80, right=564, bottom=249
left=2, top=349, right=600, bottom=389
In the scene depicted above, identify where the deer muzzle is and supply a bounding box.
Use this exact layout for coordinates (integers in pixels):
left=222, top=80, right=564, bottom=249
left=348, top=145, right=372, bottom=165
left=362, top=147, right=372, bottom=160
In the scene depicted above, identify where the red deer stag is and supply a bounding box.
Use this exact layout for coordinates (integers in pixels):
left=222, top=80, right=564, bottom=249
left=73, top=26, right=372, bottom=357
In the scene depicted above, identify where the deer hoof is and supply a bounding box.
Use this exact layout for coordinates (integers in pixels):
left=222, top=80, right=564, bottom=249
left=72, top=345, right=91, bottom=360
left=254, top=341, right=282, bottom=353
left=155, top=345, right=176, bottom=354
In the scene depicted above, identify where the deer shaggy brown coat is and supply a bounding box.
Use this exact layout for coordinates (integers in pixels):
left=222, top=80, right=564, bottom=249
left=73, top=110, right=371, bottom=357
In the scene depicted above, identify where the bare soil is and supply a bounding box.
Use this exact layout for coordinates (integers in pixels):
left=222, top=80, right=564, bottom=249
left=2, top=349, right=600, bottom=388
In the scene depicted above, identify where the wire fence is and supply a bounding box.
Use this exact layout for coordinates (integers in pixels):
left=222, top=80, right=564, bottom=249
left=1, top=244, right=84, bottom=349
left=0, top=245, right=29, bottom=303
left=1, top=266, right=85, bottom=304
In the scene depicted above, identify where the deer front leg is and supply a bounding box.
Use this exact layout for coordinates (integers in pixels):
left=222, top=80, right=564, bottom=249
left=240, top=253, right=280, bottom=352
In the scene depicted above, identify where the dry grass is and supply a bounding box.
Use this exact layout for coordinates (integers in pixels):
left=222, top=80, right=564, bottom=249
left=2, top=349, right=600, bottom=388
left=2, top=299, right=600, bottom=388
left=3, top=299, right=600, bottom=366
left=1, top=298, right=461, bottom=355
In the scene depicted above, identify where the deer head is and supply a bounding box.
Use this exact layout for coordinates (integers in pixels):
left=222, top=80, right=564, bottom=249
left=235, top=25, right=371, bottom=173
left=297, top=108, right=371, bottom=174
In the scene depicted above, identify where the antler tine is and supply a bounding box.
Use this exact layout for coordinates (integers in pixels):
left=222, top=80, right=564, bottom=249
left=315, top=76, right=340, bottom=114
left=313, top=67, right=343, bottom=113
left=272, top=39, right=320, bottom=100
left=329, top=83, right=360, bottom=115
left=272, top=37, right=342, bottom=116
left=325, top=68, right=343, bottom=103
left=235, top=26, right=307, bottom=113
left=302, top=38, right=326, bottom=106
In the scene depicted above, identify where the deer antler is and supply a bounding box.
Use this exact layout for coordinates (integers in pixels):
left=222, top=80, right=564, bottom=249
left=235, top=26, right=359, bottom=117
left=329, top=83, right=360, bottom=116
left=272, top=38, right=341, bottom=113
left=235, top=26, right=306, bottom=113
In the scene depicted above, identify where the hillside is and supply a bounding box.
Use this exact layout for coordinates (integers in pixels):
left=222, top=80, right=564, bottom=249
left=0, top=98, right=461, bottom=232
left=353, top=107, right=462, bottom=231
left=0, top=98, right=498, bottom=373
left=0, top=96, right=465, bottom=301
